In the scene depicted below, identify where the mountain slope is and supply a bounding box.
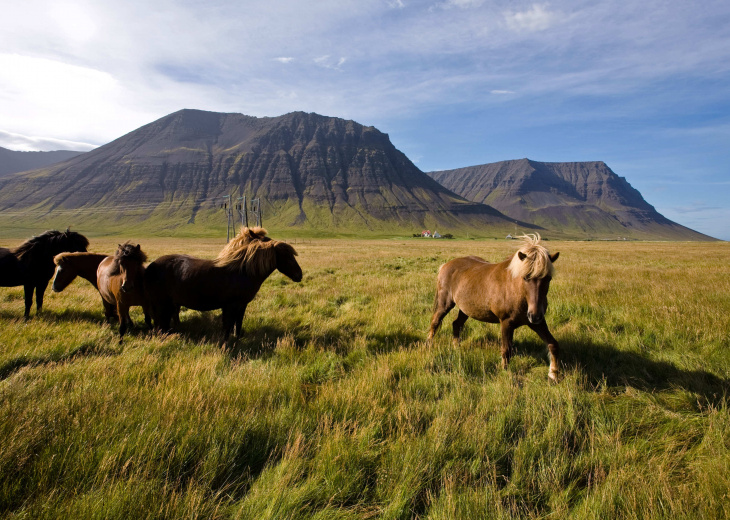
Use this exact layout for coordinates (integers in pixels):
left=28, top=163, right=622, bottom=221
left=0, top=110, right=522, bottom=235
left=0, top=147, right=84, bottom=178
left=429, top=159, right=714, bottom=240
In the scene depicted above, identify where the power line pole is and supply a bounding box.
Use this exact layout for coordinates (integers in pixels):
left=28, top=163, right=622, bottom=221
left=250, top=198, right=262, bottom=227
left=237, top=196, right=248, bottom=228
left=221, top=194, right=235, bottom=242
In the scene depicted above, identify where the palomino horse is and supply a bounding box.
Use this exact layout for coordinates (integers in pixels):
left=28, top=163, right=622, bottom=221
left=144, top=227, right=302, bottom=342
left=0, top=229, right=89, bottom=318
left=428, top=234, right=561, bottom=381
left=97, top=243, right=149, bottom=341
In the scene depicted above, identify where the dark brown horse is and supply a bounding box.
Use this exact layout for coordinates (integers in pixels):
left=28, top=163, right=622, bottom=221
left=53, top=252, right=108, bottom=291
left=97, top=243, right=149, bottom=341
left=144, top=227, right=302, bottom=342
left=53, top=252, right=118, bottom=321
left=428, top=234, right=561, bottom=381
left=0, top=229, right=89, bottom=318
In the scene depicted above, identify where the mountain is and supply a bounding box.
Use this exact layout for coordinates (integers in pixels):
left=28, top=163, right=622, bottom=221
left=0, top=147, right=84, bottom=178
left=0, top=110, right=522, bottom=235
left=428, top=159, right=714, bottom=240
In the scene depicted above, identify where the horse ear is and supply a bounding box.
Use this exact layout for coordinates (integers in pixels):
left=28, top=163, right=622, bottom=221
left=550, top=252, right=559, bottom=263
left=65, top=227, right=70, bottom=235
left=518, top=251, right=527, bottom=261
left=135, top=244, right=141, bottom=251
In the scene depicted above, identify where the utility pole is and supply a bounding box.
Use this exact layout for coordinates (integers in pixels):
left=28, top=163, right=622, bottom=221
left=221, top=194, right=235, bottom=242
left=250, top=198, right=262, bottom=227
left=237, top=196, right=248, bottom=228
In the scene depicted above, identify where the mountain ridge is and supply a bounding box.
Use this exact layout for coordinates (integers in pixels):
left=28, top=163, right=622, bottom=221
left=428, top=158, right=714, bottom=240
left=0, top=109, right=526, bottom=235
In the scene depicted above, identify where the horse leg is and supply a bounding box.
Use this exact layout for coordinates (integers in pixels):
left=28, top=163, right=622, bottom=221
left=221, top=306, right=235, bottom=345
left=499, top=320, right=515, bottom=370
left=117, top=302, right=129, bottom=343
left=528, top=321, right=560, bottom=382
left=428, top=290, right=455, bottom=343
left=452, top=310, right=468, bottom=345
left=35, top=280, right=49, bottom=314
left=235, top=304, right=247, bottom=338
left=23, top=283, right=34, bottom=319
left=102, top=300, right=117, bottom=322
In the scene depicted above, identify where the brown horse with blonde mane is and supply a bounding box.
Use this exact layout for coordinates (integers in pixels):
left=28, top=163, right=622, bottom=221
left=97, top=243, right=150, bottom=341
left=428, top=234, right=561, bottom=381
left=144, top=227, right=302, bottom=342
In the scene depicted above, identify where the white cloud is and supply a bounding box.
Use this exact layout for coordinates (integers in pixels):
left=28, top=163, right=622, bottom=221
left=0, top=129, right=97, bottom=152
left=275, top=57, right=295, bottom=64
left=490, top=89, right=515, bottom=95
left=504, top=4, right=556, bottom=32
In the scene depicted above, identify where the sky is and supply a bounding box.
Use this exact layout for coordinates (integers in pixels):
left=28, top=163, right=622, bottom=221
left=1, top=0, right=729, bottom=239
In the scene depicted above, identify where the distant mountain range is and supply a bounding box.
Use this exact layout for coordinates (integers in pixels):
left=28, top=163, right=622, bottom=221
left=0, top=110, right=715, bottom=239
left=428, top=159, right=712, bottom=240
left=0, top=147, right=83, bottom=178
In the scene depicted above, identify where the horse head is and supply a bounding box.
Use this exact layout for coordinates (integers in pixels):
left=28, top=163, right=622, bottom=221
left=274, top=242, right=302, bottom=282
left=508, top=234, right=559, bottom=325
left=115, top=243, right=147, bottom=293
left=52, top=253, right=74, bottom=292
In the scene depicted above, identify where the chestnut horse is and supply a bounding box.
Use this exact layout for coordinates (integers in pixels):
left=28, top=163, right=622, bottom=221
left=97, top=243, right=149, bottom=341
left=0, top=229, right=89, bottom=318
left=144, top=227, right=302, bottom=342
left=428, top=234, right=560, bottom=381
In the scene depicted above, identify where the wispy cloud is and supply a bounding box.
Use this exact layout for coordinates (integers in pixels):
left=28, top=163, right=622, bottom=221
left=0, top=129, right=97, bottom=152
left=274, top=57, right=295, bottom=64
left=504, top=3, right=557, bottom=32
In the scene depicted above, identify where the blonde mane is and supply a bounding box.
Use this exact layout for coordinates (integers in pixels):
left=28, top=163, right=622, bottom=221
left=507, top=233, right=555, bottom=280
left=214, top=227, right=297, bottom=278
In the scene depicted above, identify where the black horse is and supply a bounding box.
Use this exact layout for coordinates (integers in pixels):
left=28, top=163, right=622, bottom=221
left=0, top=229, right=89, bottom=318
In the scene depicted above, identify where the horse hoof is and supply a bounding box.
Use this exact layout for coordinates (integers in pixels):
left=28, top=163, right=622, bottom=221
left=548, top=370, right=560, bottom=383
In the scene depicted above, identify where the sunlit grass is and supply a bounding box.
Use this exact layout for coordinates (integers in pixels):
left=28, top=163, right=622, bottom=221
left=1, top=237, right=729, bottom=519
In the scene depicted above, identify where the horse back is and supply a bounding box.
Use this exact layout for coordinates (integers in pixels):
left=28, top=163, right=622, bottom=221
left=438, top=256, right=514, bottom=322
left=0, top=247, right=24, bottom=287
left=145, top=254, right=258, bottom=311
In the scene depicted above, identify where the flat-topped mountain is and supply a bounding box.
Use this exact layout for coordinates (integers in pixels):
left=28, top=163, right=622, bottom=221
left=0, top=147, right=83, bottom=178
left=0, top=109, right=520, bottom=234
left=429, top=159, right=714, bottom=240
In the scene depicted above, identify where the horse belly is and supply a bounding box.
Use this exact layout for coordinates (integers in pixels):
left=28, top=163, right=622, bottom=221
left=458, top=300, right=500, bottom=323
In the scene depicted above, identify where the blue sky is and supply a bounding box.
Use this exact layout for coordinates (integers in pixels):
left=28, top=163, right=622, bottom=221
left=1, top=0, right=729, bottom=239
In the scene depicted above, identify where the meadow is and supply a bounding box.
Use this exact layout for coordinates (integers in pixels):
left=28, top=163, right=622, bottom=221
left=1, top=236, right=729, bottom=519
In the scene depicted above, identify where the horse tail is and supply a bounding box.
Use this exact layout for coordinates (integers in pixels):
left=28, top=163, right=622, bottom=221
left=432, top=263, right=446, bottom=313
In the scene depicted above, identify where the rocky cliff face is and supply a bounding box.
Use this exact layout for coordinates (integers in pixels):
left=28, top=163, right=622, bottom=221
left=0, top=110, right=517, bottom=232
left=429, top=159, right=714, bottom=240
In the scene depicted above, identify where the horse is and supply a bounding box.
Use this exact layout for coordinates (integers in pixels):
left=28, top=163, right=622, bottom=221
left=53, top=252, right=109, bottom=291
left=144, top=227, right=302, bottom=343
left=428, top=234, right=561, bottom=381
left=0, top=229, right=89, bottom=318
left=97, top=243, right=149, bottom=341
left=53, top=252, right=118, bottom=321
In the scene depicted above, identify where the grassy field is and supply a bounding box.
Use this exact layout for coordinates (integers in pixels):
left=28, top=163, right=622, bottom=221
left=1, top=236, right=729, bottom=519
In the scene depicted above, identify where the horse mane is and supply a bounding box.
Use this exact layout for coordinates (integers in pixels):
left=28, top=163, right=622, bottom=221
left=109, top=242, right=147, bottom=275
left=14, top=229, right=89, bottom=260
left=214, top=227, right=297, bottom=277
left=507, top=233, right=555, bottom=280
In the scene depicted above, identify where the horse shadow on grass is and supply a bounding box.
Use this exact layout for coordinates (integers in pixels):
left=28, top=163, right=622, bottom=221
left=519, top=336, right=729, bottom=407
left=0, top=341, right=121, bottom=381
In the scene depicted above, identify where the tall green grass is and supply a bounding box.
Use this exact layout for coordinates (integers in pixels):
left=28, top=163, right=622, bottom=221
left=1, top=238, right=728, bottom=519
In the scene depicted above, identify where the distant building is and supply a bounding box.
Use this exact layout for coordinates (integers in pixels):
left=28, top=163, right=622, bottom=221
left=433, top=231, right=441, bottom=238
left=421, top=230, right=432, bottom=237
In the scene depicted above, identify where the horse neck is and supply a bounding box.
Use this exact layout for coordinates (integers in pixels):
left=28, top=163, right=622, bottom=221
left=77, top=255, right=106, bottom=284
